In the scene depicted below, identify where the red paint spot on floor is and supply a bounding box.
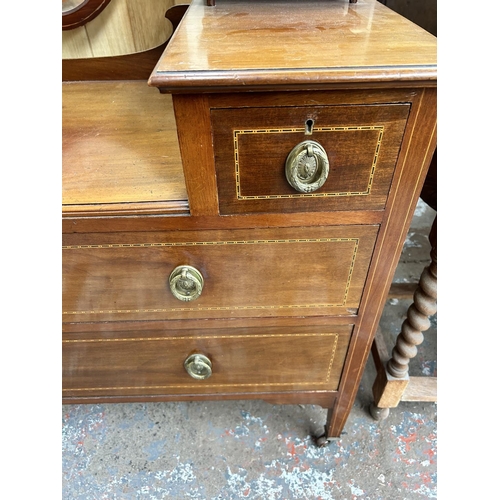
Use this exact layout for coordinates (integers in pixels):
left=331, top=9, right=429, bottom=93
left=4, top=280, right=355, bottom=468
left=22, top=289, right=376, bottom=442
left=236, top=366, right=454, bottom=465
left=420, top=472, right=432, bottom=485
left=423, top=446, right=436, bottom=463
left=399, top=432, right=417, bottom=452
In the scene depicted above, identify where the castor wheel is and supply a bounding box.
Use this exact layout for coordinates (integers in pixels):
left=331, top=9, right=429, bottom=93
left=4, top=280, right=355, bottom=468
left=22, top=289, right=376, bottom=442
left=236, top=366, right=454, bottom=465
left=314, top=427, right=337, bottom=447
left=369, top=402, right=390, bottom=421
left=315, top=433, right=330, bottom=447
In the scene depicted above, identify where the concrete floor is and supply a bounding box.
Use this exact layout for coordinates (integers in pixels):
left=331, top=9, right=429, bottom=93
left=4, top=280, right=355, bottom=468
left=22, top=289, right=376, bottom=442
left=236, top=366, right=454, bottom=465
left=62, top=200, right=437, bottom=499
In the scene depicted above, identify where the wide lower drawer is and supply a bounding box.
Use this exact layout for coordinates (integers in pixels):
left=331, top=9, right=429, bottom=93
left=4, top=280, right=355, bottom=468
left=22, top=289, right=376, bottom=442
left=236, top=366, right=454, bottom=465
left=211, top=103, right=410, bottom=215
left=63, top=225, right=378, bottom=322
left=62, top=324, right=352, bottom=398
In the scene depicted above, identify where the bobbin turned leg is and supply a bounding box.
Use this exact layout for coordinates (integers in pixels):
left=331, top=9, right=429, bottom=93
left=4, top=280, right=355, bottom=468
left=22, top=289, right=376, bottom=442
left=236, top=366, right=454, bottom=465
left=371, top=217, right=437, bottom=419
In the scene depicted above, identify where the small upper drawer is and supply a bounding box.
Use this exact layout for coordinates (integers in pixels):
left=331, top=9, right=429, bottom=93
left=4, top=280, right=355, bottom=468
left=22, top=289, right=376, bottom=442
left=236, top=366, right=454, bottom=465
left=211, top=103, right=410, bottom=215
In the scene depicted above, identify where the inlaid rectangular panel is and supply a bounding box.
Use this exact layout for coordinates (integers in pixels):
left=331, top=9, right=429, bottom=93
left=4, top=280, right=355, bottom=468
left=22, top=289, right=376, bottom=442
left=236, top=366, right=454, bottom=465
left=62, top=225, right=378, bottom=322
left=211, top=104, right=410, bottom=214
left=62, top=325, right=353, bottom=397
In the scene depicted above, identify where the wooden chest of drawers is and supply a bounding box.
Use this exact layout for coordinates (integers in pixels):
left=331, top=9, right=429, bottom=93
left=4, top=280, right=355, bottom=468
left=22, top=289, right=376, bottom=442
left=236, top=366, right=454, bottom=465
left=62, top=0, right=437, bottom=444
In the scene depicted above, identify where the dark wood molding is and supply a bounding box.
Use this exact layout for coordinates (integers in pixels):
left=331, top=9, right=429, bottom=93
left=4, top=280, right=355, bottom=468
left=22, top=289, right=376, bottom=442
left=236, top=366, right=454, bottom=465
left=62, top=0, right=113, bottom=31
left=62, top=43, right=168, bottom=81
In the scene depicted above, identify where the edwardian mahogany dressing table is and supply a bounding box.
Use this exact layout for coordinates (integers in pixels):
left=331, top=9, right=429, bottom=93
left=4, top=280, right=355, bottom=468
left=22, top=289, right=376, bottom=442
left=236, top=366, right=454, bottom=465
left=62, top=0, right=437, bottom=445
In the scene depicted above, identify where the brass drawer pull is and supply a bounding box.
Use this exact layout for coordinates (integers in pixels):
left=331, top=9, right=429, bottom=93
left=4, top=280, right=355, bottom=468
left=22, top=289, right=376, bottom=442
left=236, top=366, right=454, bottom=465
left=169, top=265, right=204, bottom=301
left=285, top=140, right=329, bottom=193
left=184, top=353, right=212, bottom=380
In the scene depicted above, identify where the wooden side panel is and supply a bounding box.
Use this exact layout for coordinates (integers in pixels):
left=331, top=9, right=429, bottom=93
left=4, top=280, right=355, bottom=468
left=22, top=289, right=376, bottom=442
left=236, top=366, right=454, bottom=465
left=62, top=225, right=378, bottom=322
left=326, top=87, right=437, bottom=437
left=63, top=325, right=352, bottom=397
left=173, top=94, right=219, bottom=215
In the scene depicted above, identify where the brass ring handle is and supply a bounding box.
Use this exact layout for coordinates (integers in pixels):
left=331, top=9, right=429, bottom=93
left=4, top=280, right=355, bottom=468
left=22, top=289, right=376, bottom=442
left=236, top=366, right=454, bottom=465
left=169, top=265, right=204, bottom=301
left=184, top=353, right=212, bottom=380
left=285, top=140, right=330, bottom=193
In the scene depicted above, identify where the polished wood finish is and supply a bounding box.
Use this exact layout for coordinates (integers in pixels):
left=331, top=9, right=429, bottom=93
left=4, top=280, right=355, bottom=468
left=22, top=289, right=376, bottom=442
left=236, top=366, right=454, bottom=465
left=63, top=225, right=378, bottom=322
left=149, top=0, right=436, bottom=93
left=62, top=0, right=187, bottom=80
left=387, top=218, right=437, bottom=378
left=62, top=43, right=168, bottom=81
left=63, top=390, right=337, bottom=408
left=370, top=135, right=437, bottom=417
left=62, top=81, right=188, bottom=216
left=63, top=315, right=359, bottom=336
left=63, top=0, right=175, bottom=58
left=63, top=324, right=352, bottom=397
left=165, top=3, right=190, bottom=32
left=63, top=210, right=385, bottom=233
left=212, top=101, right=410, bottom=215
left=172, top=94, right=220, bottom=215
left=371, top=215, right=437, bottom=412
left=62, top=0, right=112, bottom=30
left=326, top=88, right=436, bottom=437
left=63, top=0, right=437, bottom=443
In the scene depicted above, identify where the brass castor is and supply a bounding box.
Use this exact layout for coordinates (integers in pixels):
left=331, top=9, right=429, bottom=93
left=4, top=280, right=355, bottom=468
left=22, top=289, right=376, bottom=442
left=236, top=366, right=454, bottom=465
left=369, top=402, right=390, bottom=421
left=314, top=427, right=338, bottom=447
left=315, top=433, right=329, bottom=447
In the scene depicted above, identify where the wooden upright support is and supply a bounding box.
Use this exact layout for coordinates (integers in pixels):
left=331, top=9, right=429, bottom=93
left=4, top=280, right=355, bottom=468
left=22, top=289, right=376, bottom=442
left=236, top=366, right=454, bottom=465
left=371, top=217, right=437, bottom=419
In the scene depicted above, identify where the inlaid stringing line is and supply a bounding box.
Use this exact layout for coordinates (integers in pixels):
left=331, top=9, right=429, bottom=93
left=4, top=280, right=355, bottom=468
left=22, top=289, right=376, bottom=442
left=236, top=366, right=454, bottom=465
left=325, top=333, right=340, bottom=382
left=233, top=126, right=384, bottom=200
left=65, top=382, right=330, bottom=391
left=331, top=90, right=435, bottom=433
left=62, top=238, right=358, bottom=315
left=342, top=239, right=359, bottom=306
left=65, top=304, right=351, bottom=315
left=63, top=333, right=339, bottom=342
left=63, top=333, right=341, bottom=391
left=63, top=237, right=357, bottom=250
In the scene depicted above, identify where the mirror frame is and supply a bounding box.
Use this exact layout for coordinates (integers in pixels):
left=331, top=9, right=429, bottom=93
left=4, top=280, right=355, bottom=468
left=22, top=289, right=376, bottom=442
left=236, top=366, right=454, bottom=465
left=62, top=0, right=113, bottom=30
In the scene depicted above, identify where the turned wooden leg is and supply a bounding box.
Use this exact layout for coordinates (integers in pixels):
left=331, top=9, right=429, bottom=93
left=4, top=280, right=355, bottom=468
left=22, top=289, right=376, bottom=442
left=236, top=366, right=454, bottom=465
left=388, top=218, right=437, bottom=378
left=371, top=217, right=437, bottom=417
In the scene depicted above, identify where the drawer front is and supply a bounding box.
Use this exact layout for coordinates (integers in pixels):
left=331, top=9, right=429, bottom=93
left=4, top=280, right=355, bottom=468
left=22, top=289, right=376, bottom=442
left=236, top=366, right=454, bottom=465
left=63, top=324, right=352, bottom=398
left=63, top=225, right=377, bottom=322
left=211, top=104, right=410, bottom=215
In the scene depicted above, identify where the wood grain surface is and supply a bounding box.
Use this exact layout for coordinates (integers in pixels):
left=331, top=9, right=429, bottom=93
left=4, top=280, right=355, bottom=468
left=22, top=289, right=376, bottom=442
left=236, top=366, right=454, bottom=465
left=149, top=0, right=437, bottom=92
left=212, top=102, right=410, bottom=214
left=61, top=0, right=437, bottom=442
left=63, top=324, right=352, bottom=397
left=327, top=88, right=437, bottom=437
left=63, top=225, right=378, bottom=322
left=62, top=81, right=188, bottom=215
left=63, top=0, right=176, bottom=58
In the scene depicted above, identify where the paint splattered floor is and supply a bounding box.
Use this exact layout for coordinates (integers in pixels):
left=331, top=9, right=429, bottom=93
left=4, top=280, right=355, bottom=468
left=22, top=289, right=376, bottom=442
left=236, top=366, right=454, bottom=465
left=62, top=200, right=437, bottom=499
